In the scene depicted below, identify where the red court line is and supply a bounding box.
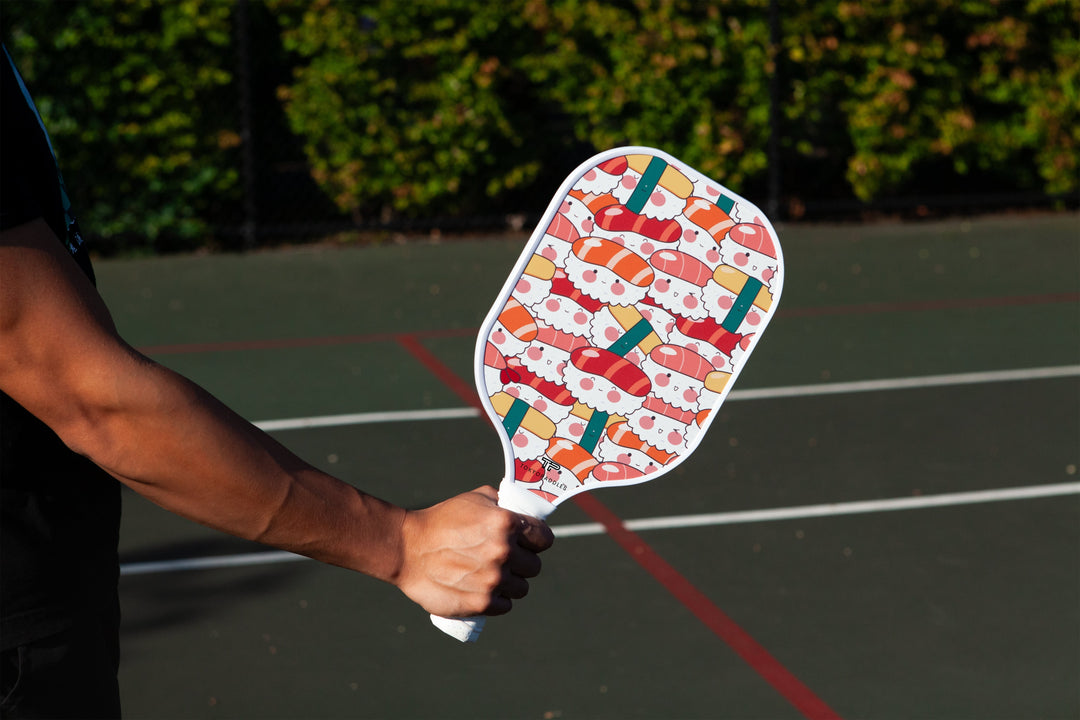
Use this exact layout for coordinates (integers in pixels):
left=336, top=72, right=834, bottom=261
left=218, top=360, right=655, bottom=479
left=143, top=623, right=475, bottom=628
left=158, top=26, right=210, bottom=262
left=573, top=492, right=842, bottom=720
left=136, top=292, right=1077, bottom=356
left=396, top=334, right=842, bottom=720
left=395, top=334, right=483, bottom=411
left=139, top=327, right=475, bottom=356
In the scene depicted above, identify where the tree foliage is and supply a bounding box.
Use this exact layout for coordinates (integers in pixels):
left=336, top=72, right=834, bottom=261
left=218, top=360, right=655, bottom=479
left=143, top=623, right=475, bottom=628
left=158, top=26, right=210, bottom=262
left=779, top=0, right=1080, bottom=201
left=3, top=0, right=1076, bottom=250
left=273, top=0, right=1078, bottom=219
left=2, top=0, right=239, bottom=251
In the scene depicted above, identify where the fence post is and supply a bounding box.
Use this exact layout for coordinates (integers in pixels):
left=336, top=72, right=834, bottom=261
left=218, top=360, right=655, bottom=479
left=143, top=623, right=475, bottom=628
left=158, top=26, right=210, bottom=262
left=235, top=0, right=257, bottom=249
left=767, top=0, right=781, bottom=220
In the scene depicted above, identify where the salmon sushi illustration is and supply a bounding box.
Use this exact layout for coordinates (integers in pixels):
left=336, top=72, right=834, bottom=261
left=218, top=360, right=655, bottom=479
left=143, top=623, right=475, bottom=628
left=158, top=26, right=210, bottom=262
left=647, top=248, right=715, bottom=320
left=717, top=222, right=780, bottom=288
left=562, top=346, right=652, bottom=417
left=572, top=156, right=628, bottom=196
left=481, top=340, right=510, bottom=392
left=683, top=195, right=737, bottom=245
left=625, top=394, right=698, bottom=454
left=543, top=437, right=599, bottom=490
left=667, top=315, right=749, bottom=372
left=589, top=460, right=645, bottom=484
left=532, top=269, right=603, bottom=337
left=519, top=323, right=591, bottom=384
left=640, top=344, right=714, bottom=412
left=536, top=202, right=582, bottom=267
left=564, top=237, right=654, bottom=307
left=594, top=204, right=682, bottom=259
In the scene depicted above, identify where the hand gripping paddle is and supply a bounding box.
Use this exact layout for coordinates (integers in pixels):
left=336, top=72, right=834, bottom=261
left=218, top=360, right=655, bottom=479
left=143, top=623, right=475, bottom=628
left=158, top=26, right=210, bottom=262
left=430, top=147, right=784, bottom=642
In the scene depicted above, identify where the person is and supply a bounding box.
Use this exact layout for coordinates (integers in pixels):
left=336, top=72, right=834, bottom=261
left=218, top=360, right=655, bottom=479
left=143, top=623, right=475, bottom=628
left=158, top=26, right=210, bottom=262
left=0, top=44, right=553, bottom=718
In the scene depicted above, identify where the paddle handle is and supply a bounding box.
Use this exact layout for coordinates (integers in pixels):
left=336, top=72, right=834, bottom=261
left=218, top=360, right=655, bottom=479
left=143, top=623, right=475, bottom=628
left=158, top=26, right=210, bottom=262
left=429, top=479, right=555, bottom=642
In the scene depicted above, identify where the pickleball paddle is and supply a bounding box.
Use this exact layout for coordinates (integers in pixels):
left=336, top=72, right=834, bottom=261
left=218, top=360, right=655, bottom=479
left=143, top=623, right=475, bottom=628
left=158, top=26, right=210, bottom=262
left=430, top=147, right=784, bottom=642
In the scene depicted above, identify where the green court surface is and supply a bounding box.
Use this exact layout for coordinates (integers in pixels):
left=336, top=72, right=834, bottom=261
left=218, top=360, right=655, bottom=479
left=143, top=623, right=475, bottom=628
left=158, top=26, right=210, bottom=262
left=95, top=213, right=1078, bottom=719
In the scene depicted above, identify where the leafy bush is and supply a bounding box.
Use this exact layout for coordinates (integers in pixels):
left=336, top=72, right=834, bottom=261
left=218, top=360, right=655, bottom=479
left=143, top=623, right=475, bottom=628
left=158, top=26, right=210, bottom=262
left=2, top=0, right=240, bottom=252
left=274, top=0, right=1078, bottom=220
left=4, top=0, right=1076, bottom=252
left=779, top=0, right=1080, bottom=202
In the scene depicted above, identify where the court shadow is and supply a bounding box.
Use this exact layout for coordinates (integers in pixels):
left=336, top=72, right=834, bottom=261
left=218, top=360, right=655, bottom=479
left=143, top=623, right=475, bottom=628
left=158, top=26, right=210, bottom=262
left=118, top=537, right=313, bottom=646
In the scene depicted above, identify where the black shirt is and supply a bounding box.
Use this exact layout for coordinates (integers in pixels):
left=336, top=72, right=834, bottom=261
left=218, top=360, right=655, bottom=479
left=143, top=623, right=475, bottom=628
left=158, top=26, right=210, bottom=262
left=1, top=45, right=121, bottom=649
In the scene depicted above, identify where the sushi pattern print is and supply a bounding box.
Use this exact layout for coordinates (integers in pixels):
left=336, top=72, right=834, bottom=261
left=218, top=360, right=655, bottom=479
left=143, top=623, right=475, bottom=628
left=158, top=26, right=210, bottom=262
left=482, top=149, right=783, bottom=504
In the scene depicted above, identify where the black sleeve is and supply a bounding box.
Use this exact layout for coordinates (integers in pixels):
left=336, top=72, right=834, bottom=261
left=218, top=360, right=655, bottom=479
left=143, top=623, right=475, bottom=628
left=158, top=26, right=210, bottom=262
left=1, top=47, right=68, bottom=241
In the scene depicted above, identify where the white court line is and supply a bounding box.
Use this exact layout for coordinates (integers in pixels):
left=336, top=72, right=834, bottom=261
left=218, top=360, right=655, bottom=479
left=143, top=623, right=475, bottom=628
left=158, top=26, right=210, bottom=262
left=252, top=365, right=1080, bottom=432
left=123, top=366, right=1078, bottom=576
left=120, top=482, right=1080, bottom=576
left=255, top=407, right=478, bottom=431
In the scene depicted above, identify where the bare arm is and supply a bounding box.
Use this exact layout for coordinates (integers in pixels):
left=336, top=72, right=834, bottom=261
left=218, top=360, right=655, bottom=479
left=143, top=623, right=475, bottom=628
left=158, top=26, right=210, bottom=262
left=0, top=219, right=552, bottom=618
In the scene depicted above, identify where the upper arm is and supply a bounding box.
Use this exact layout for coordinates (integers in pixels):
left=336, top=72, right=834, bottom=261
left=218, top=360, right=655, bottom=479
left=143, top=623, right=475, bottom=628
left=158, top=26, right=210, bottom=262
left=0, top=217, right=138, bottom=453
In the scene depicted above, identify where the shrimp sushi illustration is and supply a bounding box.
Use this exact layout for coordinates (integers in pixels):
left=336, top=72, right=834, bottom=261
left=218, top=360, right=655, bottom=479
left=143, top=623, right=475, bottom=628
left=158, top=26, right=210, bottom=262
left=595, top=421, right=674, bottom=476
left=489, top=297, right=539, bottom=358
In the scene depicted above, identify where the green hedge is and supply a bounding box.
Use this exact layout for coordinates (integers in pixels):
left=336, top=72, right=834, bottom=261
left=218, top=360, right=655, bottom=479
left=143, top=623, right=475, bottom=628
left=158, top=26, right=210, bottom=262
left=2, top=0, right=240, bottom=252
left=3, top=0, right=1077, bottom=251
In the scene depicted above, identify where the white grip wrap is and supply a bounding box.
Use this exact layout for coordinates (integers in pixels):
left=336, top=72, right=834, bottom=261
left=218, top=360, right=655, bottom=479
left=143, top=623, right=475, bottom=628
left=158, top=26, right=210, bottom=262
left=429, top=479, right=555, bottom=642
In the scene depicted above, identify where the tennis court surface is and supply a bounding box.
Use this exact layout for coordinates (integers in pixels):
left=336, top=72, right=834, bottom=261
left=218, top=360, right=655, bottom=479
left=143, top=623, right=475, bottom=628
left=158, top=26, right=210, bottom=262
left=98, top=212, right=1078, bottom=719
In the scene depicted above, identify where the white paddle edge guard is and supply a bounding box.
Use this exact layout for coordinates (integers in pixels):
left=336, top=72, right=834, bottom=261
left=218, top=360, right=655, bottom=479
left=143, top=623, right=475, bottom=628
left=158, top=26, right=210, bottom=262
left=430, top=479, right=555, bottom=642
left=432, top=146, right=785, bottom=642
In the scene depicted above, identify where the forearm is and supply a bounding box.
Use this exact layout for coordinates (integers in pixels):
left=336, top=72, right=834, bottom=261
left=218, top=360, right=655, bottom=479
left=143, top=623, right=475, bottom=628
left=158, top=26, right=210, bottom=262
left=76, top=351, right=407, bottom=582
left=2, top=219, right=553, bottom=619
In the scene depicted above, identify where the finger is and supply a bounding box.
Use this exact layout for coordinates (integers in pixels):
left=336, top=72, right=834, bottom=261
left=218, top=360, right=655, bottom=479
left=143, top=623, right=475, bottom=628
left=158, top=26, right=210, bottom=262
left=515, top=514, right=555, bottom=552
left=471, top=485, right=499, bottom=502
left=498, top=573, right=530, bottom=601
left=484, top=594, right=513, bottom=617
left=507, top=544, right=542, bottom=578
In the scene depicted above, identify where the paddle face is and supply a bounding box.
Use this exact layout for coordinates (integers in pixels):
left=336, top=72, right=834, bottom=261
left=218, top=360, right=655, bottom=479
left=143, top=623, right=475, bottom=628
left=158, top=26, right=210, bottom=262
left=477, top=147, right=783, bottom=509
